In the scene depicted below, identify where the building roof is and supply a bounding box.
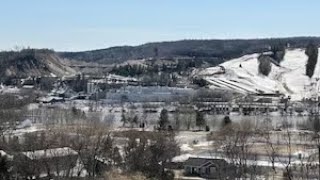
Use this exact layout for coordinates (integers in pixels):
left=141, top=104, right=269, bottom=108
left=184, top=157, right=227, bottom=167
left=22, top=147, right=78, bottom=160
left=37, top=96, right=63, bottom=103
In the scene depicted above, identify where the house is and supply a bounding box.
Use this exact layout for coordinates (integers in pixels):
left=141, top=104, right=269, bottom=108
left=36, top=96, right=64, bottom=103
left=184, top=157, right=235, bottom=179
left=106, top=74, right=138, bottom=85
left=14, top=147, right=87, bottom=178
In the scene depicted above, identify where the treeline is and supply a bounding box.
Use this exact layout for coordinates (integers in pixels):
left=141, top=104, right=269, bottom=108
left=110, top=59, right=197, bottom=77
left=257, top=43, right=286, bottom=76
left=60, top=37, right=320, bottom=64
left=110, top=64, right=151, bottom=77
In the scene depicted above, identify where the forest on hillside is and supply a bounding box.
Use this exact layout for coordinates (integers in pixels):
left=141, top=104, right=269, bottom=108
left=60, top=37, right=320, bottom=64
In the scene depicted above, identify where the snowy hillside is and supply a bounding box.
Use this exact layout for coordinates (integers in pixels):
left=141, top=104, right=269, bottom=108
left=197, top=48, right=320, bottom=100
left=0, top=50, right=76, bottom=79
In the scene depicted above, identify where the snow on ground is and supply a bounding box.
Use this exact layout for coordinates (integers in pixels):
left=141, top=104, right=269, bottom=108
left=4, top=125, right=45, bottom=136
left=176, top=131, right=208, bottom=146
left=0, top=85, right=20, bottom=94
left=172, top=153, right=192, bottom=162
left=0, top=150, right=13, bottom=160
left=27, top=103, right=39, bottom=110
left=176, top=131, right=214, bottom=159
left=192, top=141, right=214, bottom=148
left=199, top=48, right=320, bottom=100
left=180, top=144, right=194, bottom=151
left=22, top=147, right=78, bottom=160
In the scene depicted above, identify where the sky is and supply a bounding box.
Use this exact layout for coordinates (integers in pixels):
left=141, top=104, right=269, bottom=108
left=0, top=0, right=320, bottom=51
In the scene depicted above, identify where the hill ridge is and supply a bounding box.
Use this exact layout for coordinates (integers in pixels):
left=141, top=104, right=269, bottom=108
left=59, top=37, right=320, bottom=65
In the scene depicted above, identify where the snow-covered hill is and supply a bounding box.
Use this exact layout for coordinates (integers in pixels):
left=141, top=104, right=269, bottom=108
left=197, top=48, right=320, bottom=100
left=0, top=50, right=76, bottom=79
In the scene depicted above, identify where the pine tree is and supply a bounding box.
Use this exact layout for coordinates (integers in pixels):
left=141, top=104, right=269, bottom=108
left=258, top=55, right=272, bottom=76
left=195, top=111, right=205, bottom=130
left=305, top=43, right=319, bottom=78
left=153, top=47, right=159, bottom=58
left=159, top=109, right=169, bottom=130
left=0, top=154, right=9, bottom=179
left=271, top=43, right=286, bottom=63
left=222, top=116, right=232, bottom=127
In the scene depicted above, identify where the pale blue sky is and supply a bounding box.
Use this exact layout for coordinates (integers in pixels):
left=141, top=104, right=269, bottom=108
left=0, top=0, right=319, bottom=51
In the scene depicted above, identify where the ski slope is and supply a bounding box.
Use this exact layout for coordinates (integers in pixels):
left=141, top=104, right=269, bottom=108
left=198, top=48, right=320, bottom=100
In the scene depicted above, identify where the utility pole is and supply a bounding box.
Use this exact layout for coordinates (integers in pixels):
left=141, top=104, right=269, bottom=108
left=317, top=78, right=320, bottom=179
left=318, top=96, right=320, bottom=179
left=318, top=144, right=320, bottom=179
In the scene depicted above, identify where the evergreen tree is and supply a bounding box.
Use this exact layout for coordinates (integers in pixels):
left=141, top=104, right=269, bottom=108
left=258, top=55, right=272, bottom=76
left=158, top=109, right=169, bottom=130
left=195, top=111, right=205, bottom=130
left=153, top=47, right=159, bottom=57
left=0, top=154, right=9, bottom=179
left=305, top=43, right=319, bottom=78
left=271, top=43, right=286, bottom=63
left=222, top=116, right=232, bottom=127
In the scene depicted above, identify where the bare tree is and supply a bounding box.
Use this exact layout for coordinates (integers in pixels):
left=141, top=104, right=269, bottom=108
left=68, top=122, right=114, bottom=177
left=124, top=131, right=179, bottom=179
left=177, top=106, right=195, bottom=130
left=210, top=120, right=256, bottom=178
left=173, top=109, right=180, bottom=131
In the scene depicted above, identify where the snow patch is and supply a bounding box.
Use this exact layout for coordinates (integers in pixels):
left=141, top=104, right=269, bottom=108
left=180, top=144, right=194, bottom=151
